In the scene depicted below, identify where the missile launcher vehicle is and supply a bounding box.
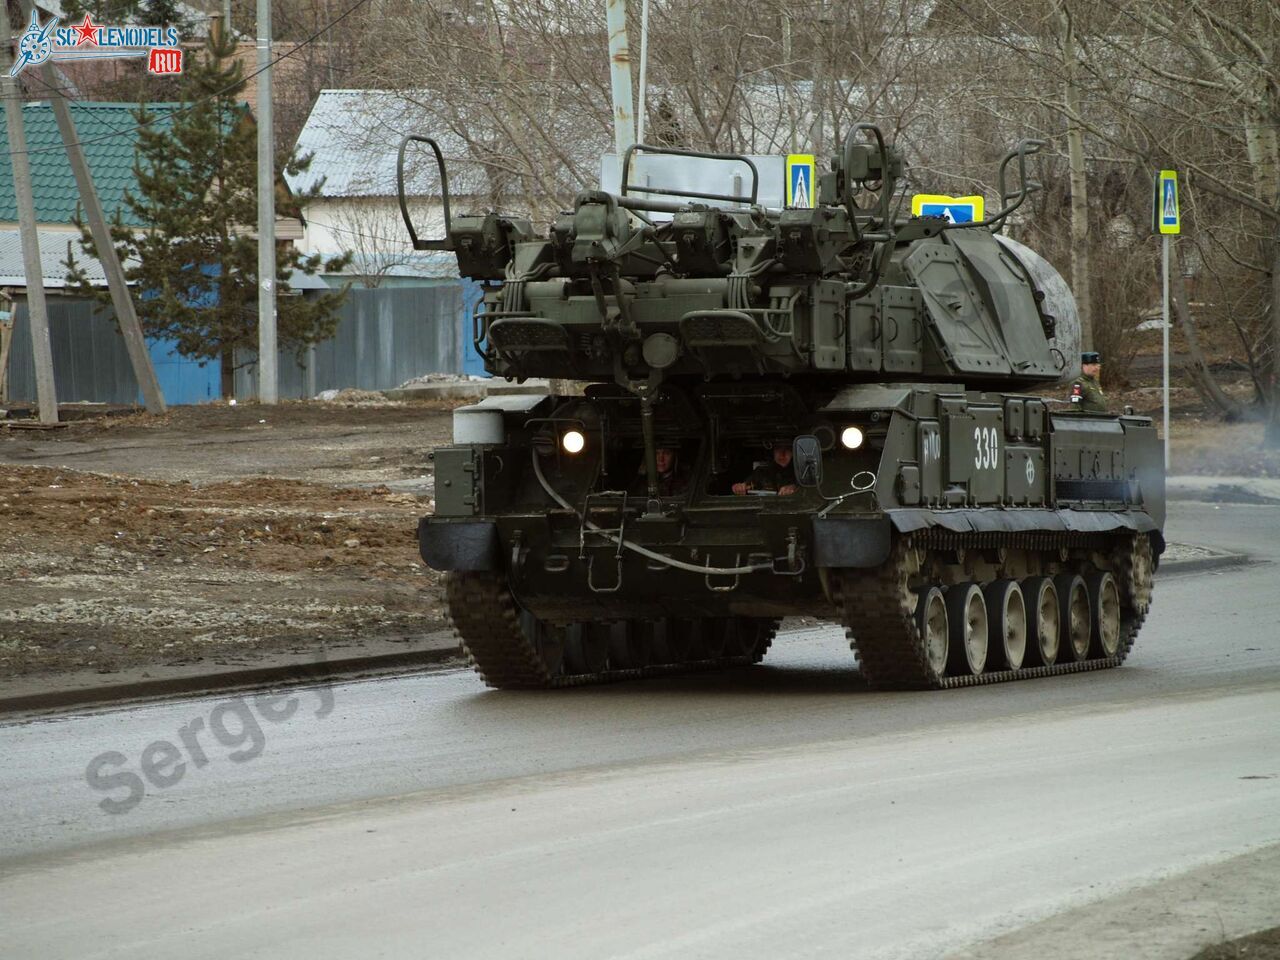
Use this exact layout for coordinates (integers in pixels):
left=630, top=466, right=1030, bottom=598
left=398, top=127, right=1163, bottom=690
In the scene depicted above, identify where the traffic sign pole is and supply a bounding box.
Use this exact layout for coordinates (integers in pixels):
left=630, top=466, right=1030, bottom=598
left=1156, top=170, right=1180, bottom=471
left=1162, top=234, right=1170, bottom=470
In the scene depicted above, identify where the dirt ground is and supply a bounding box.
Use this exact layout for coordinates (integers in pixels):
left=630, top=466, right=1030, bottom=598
left=2, top=379, right=1278, bottom=684
left=0, top=399, right=455, bottom=679
left=1191, top=927, right=1280, bottom=960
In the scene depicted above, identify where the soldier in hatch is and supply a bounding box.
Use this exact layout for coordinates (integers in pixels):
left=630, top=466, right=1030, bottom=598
left=634, top=446, right=690, bottom=497
left=733, top=442, right=799, bottom=496
left=1071, top=351, right=1109, bottom=413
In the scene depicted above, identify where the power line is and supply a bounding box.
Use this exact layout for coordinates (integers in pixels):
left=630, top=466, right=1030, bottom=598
left=5, top=0, right=375, bottom=157
left=318, top=218, right=422, bottom=248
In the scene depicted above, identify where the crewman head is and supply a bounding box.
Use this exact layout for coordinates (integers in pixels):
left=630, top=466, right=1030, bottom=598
left=654, top=446, right=677, bottom=477
left=1081, top=351, right=1101, bottom=379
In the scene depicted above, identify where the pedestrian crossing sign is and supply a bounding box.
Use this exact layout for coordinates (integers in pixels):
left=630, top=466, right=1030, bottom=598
left=786, top=154, right=816, bottom=208
left=1156, top=169, right=1180, bottom=235
left=910, top=193, right=984, bottom=224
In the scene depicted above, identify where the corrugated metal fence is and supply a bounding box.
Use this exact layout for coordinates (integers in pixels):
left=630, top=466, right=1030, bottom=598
left=3, top=297, right=219, bottom=405
left=233, top=285, right=466, bottom=399
left=3, top=284, right=469, bottom=405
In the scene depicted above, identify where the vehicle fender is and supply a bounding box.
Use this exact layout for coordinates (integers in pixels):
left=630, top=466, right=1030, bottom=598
left=418, top=518, right=500, bottom=571
left=811, top=515, right=892, bottom=568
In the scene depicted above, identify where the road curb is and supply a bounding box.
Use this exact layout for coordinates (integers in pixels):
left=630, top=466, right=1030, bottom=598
left=0, top=549, right=1252, bottom=717
left=1166, top=477, right=1280, bottom=506
left=1158, top=551, right=1253, bottom=576
left=0, top=644, right=465, bottom=717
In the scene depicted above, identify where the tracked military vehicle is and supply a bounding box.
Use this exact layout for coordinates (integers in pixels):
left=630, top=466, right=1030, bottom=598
left=399, top=127, right=1163, bottom=690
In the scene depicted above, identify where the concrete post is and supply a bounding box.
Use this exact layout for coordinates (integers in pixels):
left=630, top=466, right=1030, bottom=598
left=1, top=61, right=58, bottom=423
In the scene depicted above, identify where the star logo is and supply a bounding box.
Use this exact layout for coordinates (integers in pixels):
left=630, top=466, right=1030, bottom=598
left=72, top=13, right=99, bottom=46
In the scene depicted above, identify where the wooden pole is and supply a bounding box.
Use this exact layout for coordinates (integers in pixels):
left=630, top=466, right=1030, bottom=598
left=19, top=0, right=166, bottom=413
left=1, top=57, right=58, bottom=423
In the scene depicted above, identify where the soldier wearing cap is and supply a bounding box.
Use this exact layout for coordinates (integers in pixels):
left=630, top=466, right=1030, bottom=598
left=1071, top=351, right=1108, bottom=413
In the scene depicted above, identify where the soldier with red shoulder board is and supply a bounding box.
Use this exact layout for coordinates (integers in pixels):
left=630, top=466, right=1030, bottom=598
left=1071, top=351, right=1108, bottom=413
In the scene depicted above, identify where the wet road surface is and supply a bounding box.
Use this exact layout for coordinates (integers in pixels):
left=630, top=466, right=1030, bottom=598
left=2, top=501, right=1277, bottom=958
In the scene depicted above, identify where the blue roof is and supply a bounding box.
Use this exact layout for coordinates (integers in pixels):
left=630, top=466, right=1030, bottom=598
left=0, top=101, right=183, bottom=226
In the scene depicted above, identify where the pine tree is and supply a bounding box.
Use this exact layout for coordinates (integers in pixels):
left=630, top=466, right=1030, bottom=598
left=65, top=31, right=351, bottom=380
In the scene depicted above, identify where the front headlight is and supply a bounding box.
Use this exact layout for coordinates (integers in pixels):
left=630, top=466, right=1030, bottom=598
left=561, top=429, right=586, bottom=454
left=840, top=426, right=865, bottom=450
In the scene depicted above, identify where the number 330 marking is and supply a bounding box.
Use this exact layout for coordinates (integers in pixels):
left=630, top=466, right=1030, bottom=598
left=974, top=426, right=999, bottom=470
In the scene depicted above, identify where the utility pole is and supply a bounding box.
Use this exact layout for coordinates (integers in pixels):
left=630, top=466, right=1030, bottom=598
left=808, top=2, right=828, bottom=156
left=21, top=1, right=166, bottom=414
left=2, top=49, right=58, bottom=423
left=636, top=0, right=649, bottom=146
left=1058, top=1, right=1094, bottom=352
left=604, top=0, right=635, bottom=181
left=256, top=0, right=277, bottom=403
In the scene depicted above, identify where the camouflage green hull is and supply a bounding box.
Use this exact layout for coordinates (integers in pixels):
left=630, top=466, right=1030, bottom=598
left=420, top=383, right=1161, bottom=689
left=400, top=129, right=1163, bottom=689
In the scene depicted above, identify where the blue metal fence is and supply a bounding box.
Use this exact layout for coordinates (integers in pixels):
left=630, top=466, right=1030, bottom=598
left=4, top=297, right=219, bottom=405
left=5, top=282, right=476, bottom=405
left=233, top=284, right=469, bottom=399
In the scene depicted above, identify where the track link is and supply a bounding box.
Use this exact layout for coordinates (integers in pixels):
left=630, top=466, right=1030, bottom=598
left=446, top=571, right=776, bottom=689
left=835, top=532, right=1151, bottom=690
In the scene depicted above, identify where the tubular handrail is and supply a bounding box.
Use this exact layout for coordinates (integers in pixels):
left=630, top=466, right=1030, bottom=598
left=396, top=134, right=454, bottom=251
left=841, top=122, right=891, bottom=227
left=938, top=138, right=1046, bottom=235
left=620, top=143, right=760, bottom=207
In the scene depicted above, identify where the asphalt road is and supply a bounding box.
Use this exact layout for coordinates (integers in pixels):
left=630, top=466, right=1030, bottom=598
left=2, top=500, right=1278, bottom=959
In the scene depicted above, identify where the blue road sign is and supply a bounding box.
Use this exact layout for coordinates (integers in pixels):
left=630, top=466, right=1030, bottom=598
left=786, top=154, right=815, bottom=208
left=918, top=202, right=976, bottom=223
left=1156, top=169, right=1180, bottom=235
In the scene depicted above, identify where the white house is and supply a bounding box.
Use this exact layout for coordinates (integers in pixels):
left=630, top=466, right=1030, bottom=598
left=285, top=91, right=514, bottom=282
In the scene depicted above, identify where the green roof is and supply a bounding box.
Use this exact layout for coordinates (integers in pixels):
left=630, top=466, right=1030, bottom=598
left=0, top=101, right=184, bottom=227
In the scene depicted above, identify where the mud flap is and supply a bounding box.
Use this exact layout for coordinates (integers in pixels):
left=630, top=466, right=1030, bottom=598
left=811, top=516, right=893, bottom=568
left=418, top=519, right=500, bottom=571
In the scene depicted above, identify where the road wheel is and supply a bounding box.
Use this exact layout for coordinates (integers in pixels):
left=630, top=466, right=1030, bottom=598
left=945, top=583, right=988, bottom=675
left=564, top=622, right=609, bottom=674
left=607, top=620, right=652, bottom=669
left=668, top=619, right=706, bottom=661
left=1022, top=577, right=1059, bottom=667
left=519, top=609, right=564, bottom=677
left=720, top=619, right=755, bottom=658
left=700, top=618, right=729, bottom=659
left=984, top=580, right=1027, bottom=671
left=645, top=619, right=673, bottom=664
left=718, top=618, right=778, bottom=661
left=1087, top=572, right=1123, bottom=658
left=915, top=586, right=949, bottom=679
left=1054, top=573, right=1091, bottom=661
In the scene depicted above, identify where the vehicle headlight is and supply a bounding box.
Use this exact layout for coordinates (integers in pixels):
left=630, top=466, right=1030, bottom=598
left=562, top=430, right=586, bottom=454
left=840, top=426, right=865, bottom=450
